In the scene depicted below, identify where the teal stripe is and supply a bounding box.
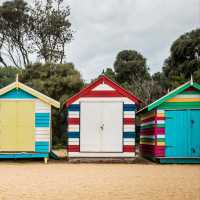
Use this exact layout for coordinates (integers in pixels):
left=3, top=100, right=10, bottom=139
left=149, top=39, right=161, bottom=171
left=35, top=113, right=50, bottom=128
left=0, top=153, right=48, bottom=158
left=35, top=142, right=49, bottom=152
left=0, top=88, right=36, bottom=99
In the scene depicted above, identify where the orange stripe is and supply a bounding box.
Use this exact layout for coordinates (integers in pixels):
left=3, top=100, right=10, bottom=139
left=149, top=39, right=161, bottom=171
left=167, top=98, right=200, bottom=102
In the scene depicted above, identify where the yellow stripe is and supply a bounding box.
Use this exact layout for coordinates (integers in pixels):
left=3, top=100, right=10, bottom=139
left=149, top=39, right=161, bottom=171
left=157, top=142, right=165, bottom=146
left=140, top=141, right=155, bottom=145
left=167, top=98, right=200, bottom=102
left=156, top=113, right=165, bottom=117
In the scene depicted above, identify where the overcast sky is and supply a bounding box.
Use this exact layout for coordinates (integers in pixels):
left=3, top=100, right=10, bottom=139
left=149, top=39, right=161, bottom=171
left=66, top=0, right=200, bottom=81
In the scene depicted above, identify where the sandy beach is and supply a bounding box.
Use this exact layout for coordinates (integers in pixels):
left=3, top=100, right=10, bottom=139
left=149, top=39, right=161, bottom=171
left=0, top=159, right=199, bottom=200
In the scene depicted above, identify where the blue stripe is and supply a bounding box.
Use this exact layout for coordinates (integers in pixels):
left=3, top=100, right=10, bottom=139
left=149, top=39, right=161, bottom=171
left=35, top=113, right=50, bottom=117
left=35, top=142, right=49, bottom=152
left=123, top=104, right=136, bottom=111
left=0, top=153, right=48, bottom=158
left=68, top=132, right=80, bottom=138
left=123, top=132, right=135, bottom=138
left=68, top=104, right=80, bottom=111
left=35, top=113, right=50, bottom=128
left=35, top=141, right=49, bottom=146
left=0, top=88, right=36, bottom=99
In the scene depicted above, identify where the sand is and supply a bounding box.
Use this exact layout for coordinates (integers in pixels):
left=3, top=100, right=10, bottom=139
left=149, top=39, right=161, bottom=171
left=0, top=160, right=199, bottom=200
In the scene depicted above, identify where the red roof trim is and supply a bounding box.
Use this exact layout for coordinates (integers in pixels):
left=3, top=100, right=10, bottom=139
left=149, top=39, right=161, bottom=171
left=65, top=75, right=143, bottom=107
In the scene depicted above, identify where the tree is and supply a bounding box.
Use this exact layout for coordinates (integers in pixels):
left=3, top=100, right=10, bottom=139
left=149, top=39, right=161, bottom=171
left=0, top=0, right=72, bottom=68
left=113, top=50, right=152, bottom=103
left=0, top=0, right=30, bottom=67
left=163, top=29, right=200, bottom=88
left=103, top=68, right=116, bottom=81
left=0, top=66, right=20, bottom=88
left=30, top=0, right=72, bottom=64
left=151, top=72, right=168, bottom=101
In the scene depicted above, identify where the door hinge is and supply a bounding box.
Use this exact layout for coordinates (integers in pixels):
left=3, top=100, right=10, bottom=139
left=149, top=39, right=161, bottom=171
left=165, top=117, right=173, bottom=119
left=165, top=145, right=174, bottom=148
left=191, top=148, right=196, bottom=153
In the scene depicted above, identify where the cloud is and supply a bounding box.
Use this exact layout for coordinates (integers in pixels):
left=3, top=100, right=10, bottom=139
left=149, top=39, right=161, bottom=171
left=66, top=0, right=199, bottom=81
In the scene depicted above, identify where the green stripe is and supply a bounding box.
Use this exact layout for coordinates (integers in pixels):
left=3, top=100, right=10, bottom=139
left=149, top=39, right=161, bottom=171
left=148, top=82, right=200, bottom=111
left=140, top=138, right=155, bottom=142
left=140, top=124, right=154, bottom=129
left=141, top=123, right=164, bottom=129
left=157, top=138, right=165, bottom=142
left=157, top=124, right=165, bottom=128
left=158, top=102, right=200, bottom=109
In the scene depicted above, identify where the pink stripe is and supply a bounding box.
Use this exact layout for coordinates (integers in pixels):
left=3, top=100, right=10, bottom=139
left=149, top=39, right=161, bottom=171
left=155, top=128, right=165, bottom=134
left=155, top=148, right=165, bottom=157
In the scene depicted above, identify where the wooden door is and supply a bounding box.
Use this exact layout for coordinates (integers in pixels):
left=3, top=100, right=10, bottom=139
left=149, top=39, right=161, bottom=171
left=165, top=110, right=189, bottom=157
left=80, top=101, right=123, bottom=152
left=0, top=101, right=17, bottom=151
left=0, top=100, right=35, bottom=151
left=16, top=101, right=35, bottom=151
left=190, top=110, right=200, bottom=157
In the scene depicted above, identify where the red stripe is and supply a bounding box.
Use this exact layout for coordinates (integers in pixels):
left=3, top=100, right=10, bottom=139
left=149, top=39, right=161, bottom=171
left=82, top=90, right=124, bottom=97
left=68, top=145, right=80, bottom=152
left=185, top=87, right=197, bottom=91
left=68, top=118, right=80, bottom=125
left=65, top=75, right=142, bottom=107
left=155, top=116, right=165, bottom=121
left=124, top=118, right=135, bottom=124
left=123, top=145, right=135, bottom=152
left=141, top=116, right=164, bottom=123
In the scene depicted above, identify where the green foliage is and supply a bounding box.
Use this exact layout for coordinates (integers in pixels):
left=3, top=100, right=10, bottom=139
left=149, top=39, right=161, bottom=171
left=103, top=68, right=116, bottom=81
left=163, top=29, right=200, bottom=88
left=113, top=50, right=152, bottom=104
left=0, top=67, right=20, bottom=88
left=20, top=62, right=83, bottom=103
left=114, top=50, right=150, bottom=83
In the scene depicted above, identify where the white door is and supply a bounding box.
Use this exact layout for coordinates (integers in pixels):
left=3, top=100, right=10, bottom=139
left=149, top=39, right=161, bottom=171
left=80, top=101, right=123, bottom=152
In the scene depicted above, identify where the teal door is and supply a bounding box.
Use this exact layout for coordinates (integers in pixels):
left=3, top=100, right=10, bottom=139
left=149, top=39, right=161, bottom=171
left=190, top=110, right=200, bottom=156
left=165, top=110, right=189, bottom=157
left=165, top=110, right=200, bottom=157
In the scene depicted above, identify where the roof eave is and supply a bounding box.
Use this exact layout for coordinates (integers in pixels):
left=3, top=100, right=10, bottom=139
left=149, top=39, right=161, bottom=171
left=0, top=81, right=60, bottom=108
left=147, top=81, right=197, bottom=111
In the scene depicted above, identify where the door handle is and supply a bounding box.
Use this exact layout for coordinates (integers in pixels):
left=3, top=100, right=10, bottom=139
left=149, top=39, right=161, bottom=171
left=100, top=124, right=104, bottom=131
left=191, top=120, right=195, bottom=124
left=191, top=148, right=196, bottom=153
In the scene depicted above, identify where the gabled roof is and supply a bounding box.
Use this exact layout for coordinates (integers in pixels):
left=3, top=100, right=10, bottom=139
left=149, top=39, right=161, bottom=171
left=65, top=75, right=143, bottom=107
left=0, top=81, right=60, bottom=108
left=138, top=80, right=200, bottom=113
